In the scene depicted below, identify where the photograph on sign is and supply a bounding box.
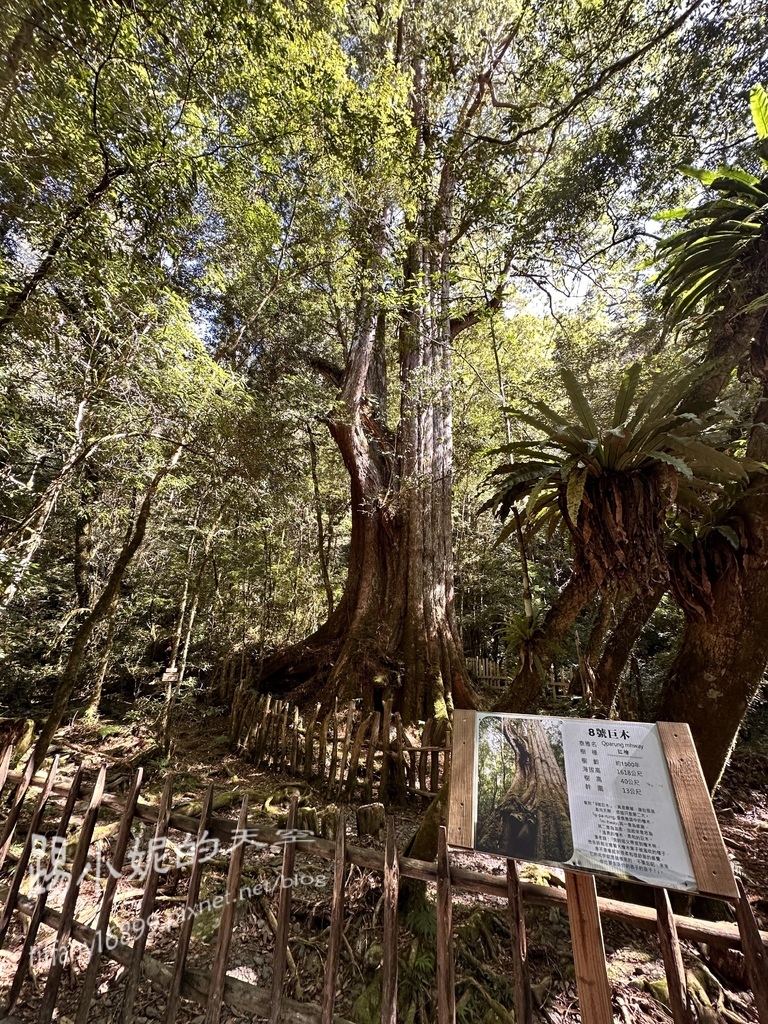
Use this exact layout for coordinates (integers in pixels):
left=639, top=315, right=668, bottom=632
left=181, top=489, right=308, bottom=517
left=473, top=713, right=697, bottom=892
left=476, top=716, right=573, bottom=863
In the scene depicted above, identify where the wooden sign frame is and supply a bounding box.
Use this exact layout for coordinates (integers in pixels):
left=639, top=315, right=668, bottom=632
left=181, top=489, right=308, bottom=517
left=448, top=711, right=736, bottom=901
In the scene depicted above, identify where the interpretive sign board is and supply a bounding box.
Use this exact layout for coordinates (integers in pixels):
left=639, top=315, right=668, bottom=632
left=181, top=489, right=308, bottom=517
left=447, top=711, right=736, bottom=899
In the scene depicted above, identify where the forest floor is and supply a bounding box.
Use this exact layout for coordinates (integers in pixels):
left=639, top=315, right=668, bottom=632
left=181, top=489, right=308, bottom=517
left=0, top=699, right=767, bottom=1024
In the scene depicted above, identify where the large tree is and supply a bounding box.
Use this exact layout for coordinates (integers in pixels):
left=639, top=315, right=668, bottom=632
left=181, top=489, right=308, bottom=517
left=255, top=0, right=765, bottom=723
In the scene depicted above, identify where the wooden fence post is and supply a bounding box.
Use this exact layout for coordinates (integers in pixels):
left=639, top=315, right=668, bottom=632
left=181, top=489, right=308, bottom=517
left=394, top=715, right=408, bottom=804
left=655, top=888, right=692, bottom=1024
left=290, top=706, right=300, bottom=774
left=334, top=702, right=355, bottom=799
left=265, top=700, right=278, bottom=766
left=6, top=766, right=84, bottom=1012
left=564, top=870, right=613, bottom=1024
left=320, top=807, right=346, bottom=1024
left=431, top=720, right=446, bottom=792
left=735, top=878, right=768, bottom=1024
left=255, top=696, right=272, bottom=764
left=344, top=713, right=372, bottom=802
left=278, top=703, right=289, bottom=771
left=0, top=743, right=14, bottom=798
left=0, top=750, right=37, bottom=869
left=326, top=702, right=340, bottom=798
left=318, top=704, right=333, bottom=787
left=76, top=768, right=145, bottom=1024
left=205, top=794, right=250, bottom=1024
left=436, top=827, right=456, bottom=1024
left=165, top=781, right=215, bottom=1024
left=382, top=816, right=399, bottom=1024
left=418, top=719, right=432, bottom=793
left=39, top=765, right=108, bottom=1024
left=379, top=700, right=393, bottom=802
left=506, top=859, right=533, bottom=1024
left=364, top=712, right=381, bottom=803
left=269, top=795, right=299, bottom=1024
left=0, top=756, right=59, bottom=948
left=304, top=704, right=320, bottom=779
left=120, top=773, right=175, bottom=1024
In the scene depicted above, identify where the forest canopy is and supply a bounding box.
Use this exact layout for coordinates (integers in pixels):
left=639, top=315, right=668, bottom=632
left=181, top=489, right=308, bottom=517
left=1, top=0, right=767, bottom=787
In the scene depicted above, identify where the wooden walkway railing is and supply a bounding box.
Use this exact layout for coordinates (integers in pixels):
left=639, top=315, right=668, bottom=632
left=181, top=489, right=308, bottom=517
left=1, top=746, right=767, bottom=1024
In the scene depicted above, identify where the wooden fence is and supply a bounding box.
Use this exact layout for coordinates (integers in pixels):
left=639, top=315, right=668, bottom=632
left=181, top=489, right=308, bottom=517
left=465, top=657, right=511, bottom=689
left=231, top=695, right=451, bottom=805
left=464, top=658, right=574, bottom=700
left=1, top=745, right=768, bottom=1024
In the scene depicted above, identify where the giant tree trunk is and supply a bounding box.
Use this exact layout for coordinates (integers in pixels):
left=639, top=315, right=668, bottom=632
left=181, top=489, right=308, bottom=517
left=657, top=314, right=768, bottom=790
left=259, top=345, right=474, bottom=723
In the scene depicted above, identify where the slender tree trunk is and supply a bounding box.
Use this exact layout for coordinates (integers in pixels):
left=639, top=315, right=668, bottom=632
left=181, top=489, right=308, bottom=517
left=0, top=164, right=127, bottom=336
left=171, top=573, right=191, bottom=667
left=490, top=316, right=533, bottom=621
left=171, top=515, right=200, bottom=667
left=83, top=591, right=119, bottom=721
left=163, top=587, right=200, bottom=753
left=0, top=4, right=45, bottom=122
left=0, top=398, right=103, bottom=606
left=163, top=516, right=217, bottom=750
left=178, top=591, right=200, bottom=687
left=73, top=463, right=98, bottom=611
left=593, top=582, right=665, bottom=709
left=33, top=444, right=183, bottom=762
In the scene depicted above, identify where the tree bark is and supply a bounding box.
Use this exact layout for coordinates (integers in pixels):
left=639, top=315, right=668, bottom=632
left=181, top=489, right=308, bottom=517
left=656, top=293, right=768, bottom=789
left=258, top=45, right=477, bottom=725
left=73, top=462, right=98, bottom=611
left=259, top=383, right=474, bottom=722
left=306, top=424, right=334, bottom=617
left=657, top=479, right=768, bottom=790
left=83, top=591, right=119, bottom=720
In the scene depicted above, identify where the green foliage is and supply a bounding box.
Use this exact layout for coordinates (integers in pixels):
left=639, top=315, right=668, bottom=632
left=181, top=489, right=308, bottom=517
left=483, top=361, right=757, bottom=543
left=1, top=0, right=767, bottom=742
left=654, top=84, right=768, bottom=325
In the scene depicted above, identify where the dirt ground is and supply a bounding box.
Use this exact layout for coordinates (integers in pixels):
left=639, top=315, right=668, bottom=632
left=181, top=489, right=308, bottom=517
left=0, top=703, right=766, bottom=1024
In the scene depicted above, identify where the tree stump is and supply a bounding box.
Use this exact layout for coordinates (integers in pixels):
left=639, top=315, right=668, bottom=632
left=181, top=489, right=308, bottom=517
left=297, top=806, right=319, bottom=835
left=322, top=804, right=340, bottom=841
left=356, top=803, right=385, bottom=839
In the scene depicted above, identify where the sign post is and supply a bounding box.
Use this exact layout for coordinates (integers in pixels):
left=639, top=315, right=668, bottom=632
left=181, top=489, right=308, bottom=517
left=447, top=712, right=738, bottom=1023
